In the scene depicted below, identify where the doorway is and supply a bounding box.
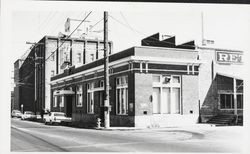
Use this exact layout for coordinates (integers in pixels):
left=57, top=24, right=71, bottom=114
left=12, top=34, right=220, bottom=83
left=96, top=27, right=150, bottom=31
left=66, top=96, right=73, bottom=117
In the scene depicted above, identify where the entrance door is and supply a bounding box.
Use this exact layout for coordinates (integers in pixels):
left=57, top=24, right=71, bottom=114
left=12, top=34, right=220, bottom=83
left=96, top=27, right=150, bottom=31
left=66, top=96, right=73, bottom=117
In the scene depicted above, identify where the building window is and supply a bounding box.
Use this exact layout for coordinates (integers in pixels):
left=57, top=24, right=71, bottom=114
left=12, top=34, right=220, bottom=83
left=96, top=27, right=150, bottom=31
left=152, top=75, right=181, bottom=114
left=220, top=93, right=243, bottom=109
left=220, top=94, right=234, bottom=109
left=87, top=82, right=94, bottom=113
left=51, top=70, right=55, bottom=77
left=237, top=94, right=243, bottom=109
left=77, top=53, right=82, bottom=63
left=76, top=85, right=83, bottom=107
left=116, top=76, right=128, bottom=115
left=53, top=96, right=57, bottom=107
left=59, top=96, right=64, bottom=107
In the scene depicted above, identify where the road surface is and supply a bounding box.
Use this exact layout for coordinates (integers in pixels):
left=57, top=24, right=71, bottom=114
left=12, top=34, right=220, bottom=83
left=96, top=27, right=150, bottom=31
left=11, top=118, right=243, bottom=152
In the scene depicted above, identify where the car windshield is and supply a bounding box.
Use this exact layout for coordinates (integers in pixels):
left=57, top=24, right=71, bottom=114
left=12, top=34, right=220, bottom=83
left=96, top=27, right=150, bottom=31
left=54, top=113, right=66, bottom=117
left=14, top=111, right=21, bottom=113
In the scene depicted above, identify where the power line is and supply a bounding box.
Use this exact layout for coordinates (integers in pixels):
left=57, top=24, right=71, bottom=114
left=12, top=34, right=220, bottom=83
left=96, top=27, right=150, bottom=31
left=109, top=14, right=198, bottom=49
left=45, top=11, right=92, bottom=62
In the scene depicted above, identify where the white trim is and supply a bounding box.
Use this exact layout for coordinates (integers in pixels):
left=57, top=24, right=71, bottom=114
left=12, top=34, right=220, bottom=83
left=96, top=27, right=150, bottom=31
left=51, top=56, right=201, bottom=84
left=130, top=56, right=202, bottom=65
left=134, top=45, right=198, bottom=53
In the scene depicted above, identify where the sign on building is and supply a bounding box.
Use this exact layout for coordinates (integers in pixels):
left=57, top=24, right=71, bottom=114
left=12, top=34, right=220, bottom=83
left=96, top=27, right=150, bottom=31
left=216, top=51, right=243, bottom=64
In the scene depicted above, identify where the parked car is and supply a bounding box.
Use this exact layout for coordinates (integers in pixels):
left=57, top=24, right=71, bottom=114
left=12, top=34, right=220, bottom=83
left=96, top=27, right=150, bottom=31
left=44, top=112, right=71, bottom=125
left=11, top=110, right=22, bottom=118
left=21, top=111, right=37, bottom=120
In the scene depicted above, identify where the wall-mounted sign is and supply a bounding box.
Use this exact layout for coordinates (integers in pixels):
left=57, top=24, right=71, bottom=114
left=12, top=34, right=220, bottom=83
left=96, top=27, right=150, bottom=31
left=216, top=51, right=243, bottom=64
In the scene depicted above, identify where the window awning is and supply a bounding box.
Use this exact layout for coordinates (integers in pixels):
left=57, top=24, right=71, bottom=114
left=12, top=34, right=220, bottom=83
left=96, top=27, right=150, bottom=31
left=53, top=90, right=75, bottom=96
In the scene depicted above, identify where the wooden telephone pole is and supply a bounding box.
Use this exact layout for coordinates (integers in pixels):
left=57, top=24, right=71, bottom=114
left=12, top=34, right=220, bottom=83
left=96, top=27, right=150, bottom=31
left=103, top=11, right=110, bottom=128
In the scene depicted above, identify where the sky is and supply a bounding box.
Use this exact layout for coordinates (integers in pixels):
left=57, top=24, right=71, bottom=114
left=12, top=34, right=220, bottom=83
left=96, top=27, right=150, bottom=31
left=7, top=2, right=250, bottom=64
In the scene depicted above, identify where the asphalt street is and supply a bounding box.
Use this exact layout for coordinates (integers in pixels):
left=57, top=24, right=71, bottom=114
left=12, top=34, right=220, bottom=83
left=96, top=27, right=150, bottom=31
left=11, top=118, right=243, bottom=152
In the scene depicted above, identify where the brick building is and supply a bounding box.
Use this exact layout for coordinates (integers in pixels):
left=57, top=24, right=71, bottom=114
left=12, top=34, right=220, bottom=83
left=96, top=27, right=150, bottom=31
left=13, top=59, right=24, bottom=111
left=50, top=33, right=243, bottom=127
left=198, top=47, right=243, bottom=123
left=15, top=35, right=113, bottom=114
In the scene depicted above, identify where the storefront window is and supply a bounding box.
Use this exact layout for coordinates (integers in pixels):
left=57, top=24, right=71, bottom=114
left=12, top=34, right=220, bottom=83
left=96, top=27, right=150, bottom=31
left=87, top=82, right=94, bottom=113
left=116, top=76, right=128, bottom=115
left=76, top=85, right=83, bottom=107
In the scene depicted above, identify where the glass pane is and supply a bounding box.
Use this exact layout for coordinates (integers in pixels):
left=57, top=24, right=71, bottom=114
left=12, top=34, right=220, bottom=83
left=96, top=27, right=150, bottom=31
left=172, top=88, right=180, bottom=114
left=162, top=88, right=171, bottom=114
left=237, top=94, right=243, bottom=109
left=86, top=43, right=97, bottom=63
left=121, top=88, right=125, bottom=114
left=231, top=94, right=234, bottom=108
left=153, top=76, right=160, bottom=82
left=117, top=89, right=120, bottom=114
left=226, top=94, right=231, bottom=108
left=172, top=76, right=180, bottom=83
left=153, top=88, right=161, bottom=114
left=87, top=93, right=91, bottom=112
left=126, top=88, right=128, bottom=114
left=220, top=94, right=225, bottom=109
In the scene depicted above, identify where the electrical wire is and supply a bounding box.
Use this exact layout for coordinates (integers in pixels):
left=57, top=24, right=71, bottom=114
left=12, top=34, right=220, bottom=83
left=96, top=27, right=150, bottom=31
left=45, top=11, right=92, bottom=62
left=109, top=14, right=198, bottom=49
left=17, top=12, right=92, bottom=86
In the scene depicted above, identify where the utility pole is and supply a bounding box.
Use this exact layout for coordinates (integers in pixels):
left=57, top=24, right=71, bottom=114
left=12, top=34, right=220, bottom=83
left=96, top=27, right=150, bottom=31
left=103, top=11, right=110, bottom=128
left=26, top=42, right=44, bottom=115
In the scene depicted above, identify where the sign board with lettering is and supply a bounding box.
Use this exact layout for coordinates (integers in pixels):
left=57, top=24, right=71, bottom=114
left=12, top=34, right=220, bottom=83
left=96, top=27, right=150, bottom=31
left=216, top=51, right=243, bottom=64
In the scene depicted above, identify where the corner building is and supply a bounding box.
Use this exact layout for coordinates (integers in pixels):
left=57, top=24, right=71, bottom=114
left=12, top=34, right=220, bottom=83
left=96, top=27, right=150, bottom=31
left=50, top=46, right=201, bottom=127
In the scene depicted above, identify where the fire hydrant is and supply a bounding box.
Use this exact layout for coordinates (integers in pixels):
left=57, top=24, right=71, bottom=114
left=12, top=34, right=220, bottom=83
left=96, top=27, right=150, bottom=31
left=97, top=118, right=101, bottom=128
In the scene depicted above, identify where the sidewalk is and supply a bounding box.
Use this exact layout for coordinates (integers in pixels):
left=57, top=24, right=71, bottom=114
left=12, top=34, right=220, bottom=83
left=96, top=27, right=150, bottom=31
left=94, top=123, right=217, bottom=131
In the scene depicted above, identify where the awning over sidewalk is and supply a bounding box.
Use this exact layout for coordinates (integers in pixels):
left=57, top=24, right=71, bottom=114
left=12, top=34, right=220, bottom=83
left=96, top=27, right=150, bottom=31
left=53, top=90, right=75, bottom=96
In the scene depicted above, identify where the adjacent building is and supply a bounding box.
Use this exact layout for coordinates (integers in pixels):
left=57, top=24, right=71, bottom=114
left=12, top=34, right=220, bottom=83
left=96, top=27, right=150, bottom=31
left=15, top=35, right=113, bottom=114
left=13, top=59, right=24, bottom=111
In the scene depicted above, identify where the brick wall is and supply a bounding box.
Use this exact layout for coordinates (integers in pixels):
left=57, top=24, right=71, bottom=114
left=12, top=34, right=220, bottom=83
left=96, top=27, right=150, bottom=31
left=134, top=73, right=153, bottom=116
